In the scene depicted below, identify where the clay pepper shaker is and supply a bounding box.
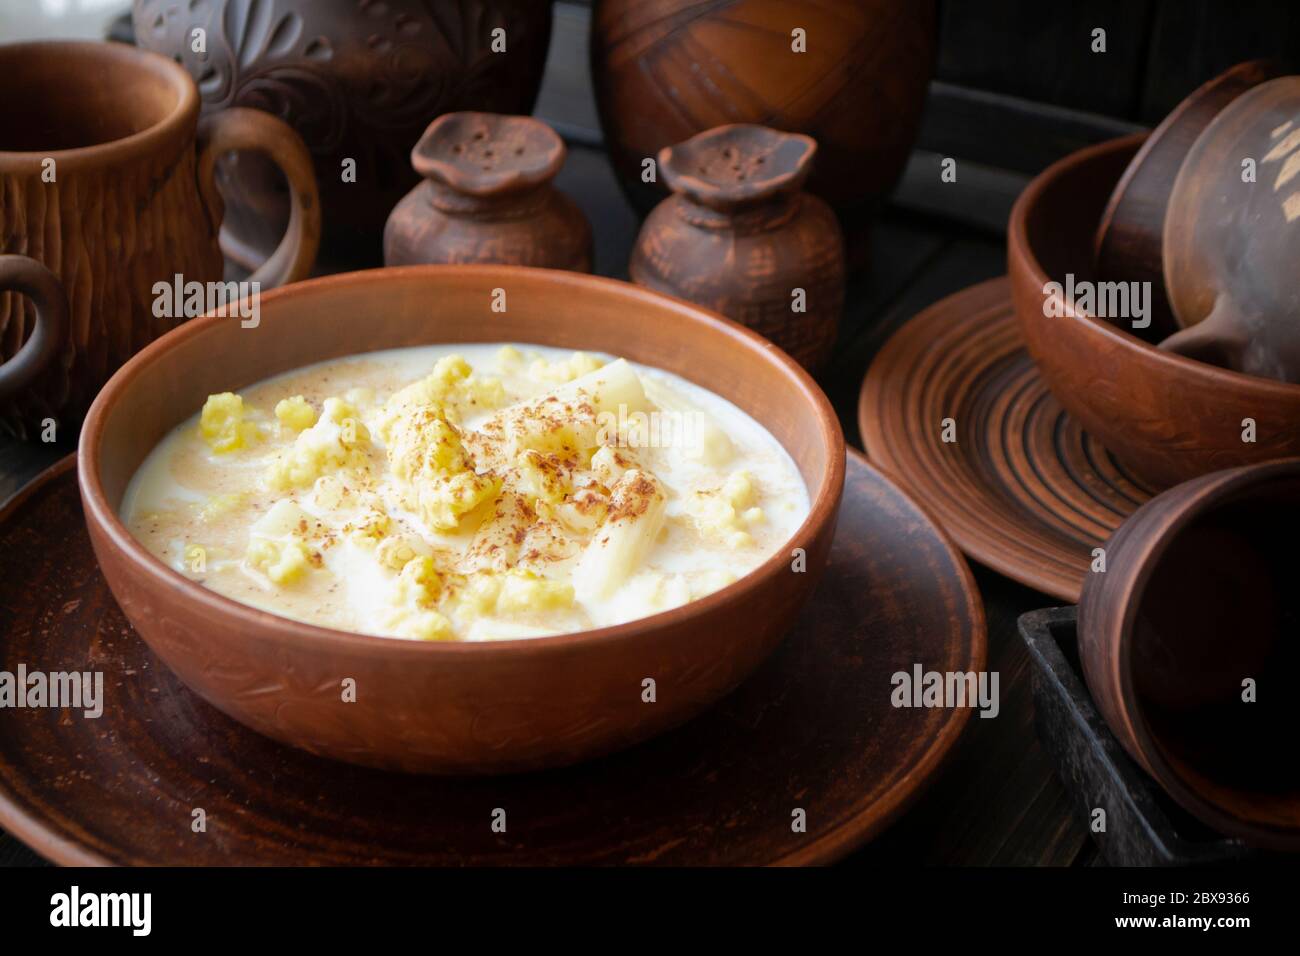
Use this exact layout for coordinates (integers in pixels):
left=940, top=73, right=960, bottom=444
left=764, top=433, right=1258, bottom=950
left=630, top=124, right=845, bottom=370
left=384, top=112, right=593, bottom=272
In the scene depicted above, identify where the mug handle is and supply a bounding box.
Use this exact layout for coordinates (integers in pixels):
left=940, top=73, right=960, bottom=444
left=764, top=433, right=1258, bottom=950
left=196, top=107, right=321, bottom=288
left=0, top=256, right=67, bottom=402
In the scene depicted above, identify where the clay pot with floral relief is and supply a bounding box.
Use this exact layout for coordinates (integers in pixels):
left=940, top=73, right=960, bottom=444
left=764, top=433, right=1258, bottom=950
left=630, top=125, right=845, bottom=371
left=384, top=112, right=592, bottom=272
left=133, top=0, right=555, bottom=267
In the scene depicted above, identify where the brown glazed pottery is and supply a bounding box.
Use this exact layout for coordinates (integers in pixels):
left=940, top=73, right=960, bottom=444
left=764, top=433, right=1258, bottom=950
left=1079, top=458, right=1300, bottom=849
left=630, top=125, right=845, bottom=370
left=0, top=40, right=319, bottom=436
left=590, top=0, right=935, bottom=219
left=1008, top=134, right=1300, bottom=490
left=0, top=450, right=982, bottom=864
left=384, top=112, right=592, bottom=271
left=133, top=0, right=554, bottom=266
left=1164, top=76, right=1300, bottom=384
left=860, top=278, right=1153, bottom=603
left=1093, top=60, right=1280, bottom=339
left=78, top=265, right=846, bottom=776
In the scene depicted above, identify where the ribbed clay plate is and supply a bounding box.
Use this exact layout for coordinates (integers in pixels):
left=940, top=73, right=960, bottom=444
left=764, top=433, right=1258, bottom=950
left=0, top=452, right=983, bottom=865
left=859, top=277, right=1155, bottom=602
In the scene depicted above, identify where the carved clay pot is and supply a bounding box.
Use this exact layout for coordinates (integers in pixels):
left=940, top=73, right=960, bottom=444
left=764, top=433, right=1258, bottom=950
left=133, top=0, right=554, bottom=266
left=384, top=112, right=592, bottom=271
left=591, top=0, right=935, bottom=223
left=630, top=125, right=845, bottom=371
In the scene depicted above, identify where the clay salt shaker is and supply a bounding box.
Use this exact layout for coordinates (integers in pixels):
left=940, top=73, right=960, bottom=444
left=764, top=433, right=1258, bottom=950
left=630, top=124, right=845, bottom=370
left=384, top=112, right=592, bottom=272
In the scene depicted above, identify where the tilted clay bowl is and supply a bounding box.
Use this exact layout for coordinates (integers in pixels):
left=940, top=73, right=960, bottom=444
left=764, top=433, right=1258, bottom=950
left=1163, top=76, right=1300, bottom=384
left=78, top=266, right=845, bottom=775
left=1009, top=134, right=1300, bottom=490
left=1093, top=60, right=1281, bottom=338
left=1079, top=458, right=1300, bottom=849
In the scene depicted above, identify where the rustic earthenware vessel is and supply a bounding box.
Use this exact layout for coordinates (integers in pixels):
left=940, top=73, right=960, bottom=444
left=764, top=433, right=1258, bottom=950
left=590, top=0, right=934, bottom=251
left=1163, top=77, right=1300, bottom=384
left=78, top=265, right=846, bottom=775
left=133, top=0, right=555, bottom=266
left=1079, top=458, right=1300, bottom=850
left=630, top=125, right=845, bottom=370
left=384, top=113, right=592, bottom=271
left=1008, top=134, right=1300, bottom=490
left=1093, top=60, right=1281, bottom=339
left=0, top=40, right=318, bottom=437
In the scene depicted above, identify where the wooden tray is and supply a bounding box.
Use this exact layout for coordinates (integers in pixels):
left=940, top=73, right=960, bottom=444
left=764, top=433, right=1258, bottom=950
left=859, top=277, right=1155, bottom=602
left=0, top=451, right=984, bottom=865
left=1019, top=607, right=1266, bottom=866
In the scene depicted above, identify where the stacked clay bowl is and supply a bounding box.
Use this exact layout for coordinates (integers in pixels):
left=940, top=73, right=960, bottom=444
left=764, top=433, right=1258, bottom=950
left=1008, top=134, right=1300, bottom=490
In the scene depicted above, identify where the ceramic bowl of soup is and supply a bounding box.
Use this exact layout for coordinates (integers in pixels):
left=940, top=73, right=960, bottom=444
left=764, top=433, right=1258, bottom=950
left=78, top=266, right=845, bottom=774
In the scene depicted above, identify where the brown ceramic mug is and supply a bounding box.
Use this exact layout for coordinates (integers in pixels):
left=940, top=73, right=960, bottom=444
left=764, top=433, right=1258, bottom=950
left=1079, top=458, right=1300, bottom=849
left=0, top=40, right=320, bottom=435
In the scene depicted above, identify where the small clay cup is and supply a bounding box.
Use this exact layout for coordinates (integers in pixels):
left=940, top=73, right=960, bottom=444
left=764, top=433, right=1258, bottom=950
left=79, top=265, right=845, bottom=775
left=630, top=124, right=845, bottom=371
left=384, top=112, right=592, bottom=272
left=1008, top=134, right=1300, bottom=489
left=1163, top=76, right=1300, bottom=384
left=1093, top=60, right=1281, bottom=339
left=1079, top=458, right=1300, bottom=849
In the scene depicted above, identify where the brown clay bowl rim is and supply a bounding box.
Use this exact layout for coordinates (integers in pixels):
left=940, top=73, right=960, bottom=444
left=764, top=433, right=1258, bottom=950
left=1009, top=133, right=1300, bottom=401
left=0, top=40, right=199, bottom=173
left=1092, top=60, right=1281, bottom=267
left=78, top=265, right=846, bottom=660
left=3, top=451, right=984, bottom=866
left=1106, top=457, right=1300, bottom=844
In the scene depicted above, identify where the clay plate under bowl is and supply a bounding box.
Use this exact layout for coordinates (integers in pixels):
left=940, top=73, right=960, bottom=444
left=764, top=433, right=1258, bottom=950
left=1008, top=134, right=1300, bottom=490
left=0, top=450, right=982, bottom=864
left=77, top=266, right=845, bottom=775
left=859, top=277, right=1154, bottom=603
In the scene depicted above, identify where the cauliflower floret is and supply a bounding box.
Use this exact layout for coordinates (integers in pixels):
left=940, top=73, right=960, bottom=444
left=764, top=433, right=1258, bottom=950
left=692, top=470, right=765, bottom=548
left=346, top=505, right=390, bottom=547
left=265, top=397, right=370, bottom=491
left=496, top=345, right=525, bottom=373
left=199, top=392, right=261, bottom=453
left=395, top=555, right=441, bottom=606
left=514, top=449, right=570, bottom=507
left=385, top=402, right=500, bottom=532
left=529, top=351, right=606, bottom=384
left=383, top=556, right=454, bottom=641
left=497, top=569, right=574, bottom=614
left=245, top=500, right=314, bottom=585
left=375, top=535, right=426, bottom=570
left=274, top=395, right=317, bottom=432
left=378, top=355, right=505, bottom=436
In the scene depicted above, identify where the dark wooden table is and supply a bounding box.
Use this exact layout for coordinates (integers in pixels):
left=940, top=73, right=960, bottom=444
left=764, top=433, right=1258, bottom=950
left=0, top=136, right=1092, bottom=866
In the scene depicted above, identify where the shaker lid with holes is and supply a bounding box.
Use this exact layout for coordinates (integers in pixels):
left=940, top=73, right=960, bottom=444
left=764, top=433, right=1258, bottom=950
left=658, top=124, right=819, bottom=211
left=411, top=111, right=566, bottom=197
